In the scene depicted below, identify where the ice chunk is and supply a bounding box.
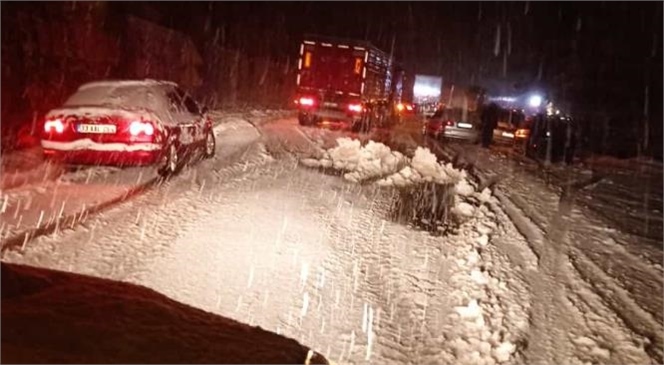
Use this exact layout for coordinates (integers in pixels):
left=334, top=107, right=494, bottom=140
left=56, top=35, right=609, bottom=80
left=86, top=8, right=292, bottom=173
left=456, top=179, right=475, bottom=196
left=478, top=188, right=492, bottom=203
left=492, top=342, right=516, bottom=363
left=454, top=202, right=475, bottom=217
left=455, top=299, right=482, bottom=319
left=300, top=158, right=322, bottom=168
left=471, top=269, right=490, bottom=285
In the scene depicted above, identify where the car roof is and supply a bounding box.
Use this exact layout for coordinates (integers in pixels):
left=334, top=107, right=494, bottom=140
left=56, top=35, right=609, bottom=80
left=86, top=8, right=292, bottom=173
left=77, top=79, right=178, bottom=91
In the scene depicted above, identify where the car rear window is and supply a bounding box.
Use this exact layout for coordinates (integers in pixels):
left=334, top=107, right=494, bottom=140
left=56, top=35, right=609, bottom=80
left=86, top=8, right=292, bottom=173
left=64, top=84, right=165, bottom=111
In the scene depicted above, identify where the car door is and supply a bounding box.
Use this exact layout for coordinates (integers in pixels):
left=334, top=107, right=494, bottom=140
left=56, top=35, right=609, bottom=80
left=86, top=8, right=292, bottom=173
left=180, top=92, right=207, bottom=144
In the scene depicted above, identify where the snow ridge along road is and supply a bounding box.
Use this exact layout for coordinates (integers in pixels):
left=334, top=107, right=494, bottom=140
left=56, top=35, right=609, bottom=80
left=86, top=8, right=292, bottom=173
left=422, top=136, right=662, bottom=364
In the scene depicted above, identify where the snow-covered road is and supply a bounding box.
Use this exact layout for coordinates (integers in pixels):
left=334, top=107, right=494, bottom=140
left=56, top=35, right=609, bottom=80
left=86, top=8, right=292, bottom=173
left=2, top=114, right=661, bottom=365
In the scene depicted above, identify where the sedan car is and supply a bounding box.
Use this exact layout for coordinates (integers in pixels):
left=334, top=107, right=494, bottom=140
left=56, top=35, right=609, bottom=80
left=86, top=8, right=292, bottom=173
left=41, top=80, right=215, bottom=176
left=422, top=108, right=479, bottom=143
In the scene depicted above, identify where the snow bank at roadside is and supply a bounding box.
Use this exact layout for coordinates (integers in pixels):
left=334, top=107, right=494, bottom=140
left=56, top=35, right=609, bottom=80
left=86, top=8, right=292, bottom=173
left=301, top=137, right=467, bottom=187
left=301, top=138, right=406, bottom=183
left=443, top=189, right=530, bottom=365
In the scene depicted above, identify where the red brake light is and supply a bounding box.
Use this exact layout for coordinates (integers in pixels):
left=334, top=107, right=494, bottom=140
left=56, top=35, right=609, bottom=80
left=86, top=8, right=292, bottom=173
left=129, top=121, right=154, bottom=136
left=44, top=119, right=64, bottom=133
left=515, top=128, right=530, bottom=139
left=446, top=120, right=454, bottom=126
left=348, top=103, right=363, bottom=113
left=299, top=97, right=315, bottom=106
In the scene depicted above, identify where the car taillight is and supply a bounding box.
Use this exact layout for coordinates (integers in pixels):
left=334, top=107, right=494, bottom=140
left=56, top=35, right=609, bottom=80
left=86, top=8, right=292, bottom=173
left=129, top=121, right=154, bottom=136
left=397, top=103, right=413, bottom=112
left=299, top=97, right=315, bottom=106
left=515, top=129, right=529, bottom=138
left=348, top=103, right=363, bottom=113
left=446, top=120, right=454, bottom=126
left=44, top=119, right=64, bottom=133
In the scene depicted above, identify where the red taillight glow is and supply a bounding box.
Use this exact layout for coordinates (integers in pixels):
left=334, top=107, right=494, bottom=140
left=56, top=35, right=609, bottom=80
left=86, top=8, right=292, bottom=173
left=446, top=120, right=454, bottom=126
left=515, top=128, right=530, bottom=139
left=129, top=121, right=154, bottom=136
left=299, top=97, right=315, bottom=106
left=44, top=119, right=64, bottom=133
left=348, top=103, right=363, bottom=113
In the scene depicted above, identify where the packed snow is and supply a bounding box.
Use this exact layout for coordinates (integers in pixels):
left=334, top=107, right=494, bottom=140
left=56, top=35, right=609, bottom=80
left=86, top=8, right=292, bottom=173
left=3, top=115, right=533, bottom=365
left=2, top=113, right=661, bottom=365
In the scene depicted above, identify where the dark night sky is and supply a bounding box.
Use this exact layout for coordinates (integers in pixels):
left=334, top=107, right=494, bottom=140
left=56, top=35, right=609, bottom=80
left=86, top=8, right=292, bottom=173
left=113, top=2, right=662, bottom=96
left=1, top=1, right=661, bottom=157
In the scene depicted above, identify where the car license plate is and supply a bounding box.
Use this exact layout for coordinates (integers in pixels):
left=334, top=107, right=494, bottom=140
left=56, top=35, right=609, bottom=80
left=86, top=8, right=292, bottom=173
left=77, top=124, right=116, bottom=134
left=457, top=123, right=473, bottom=129
left=323, top=102, right=338, bottom=107
left=501, top=131, right=515, bottom=138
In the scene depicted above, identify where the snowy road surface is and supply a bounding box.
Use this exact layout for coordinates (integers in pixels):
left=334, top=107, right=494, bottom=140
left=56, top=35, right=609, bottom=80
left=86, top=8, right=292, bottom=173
left=2, top=113, right=662, bottom=365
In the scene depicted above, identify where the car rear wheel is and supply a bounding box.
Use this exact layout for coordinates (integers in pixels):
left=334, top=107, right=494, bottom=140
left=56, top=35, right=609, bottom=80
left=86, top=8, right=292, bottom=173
left=298, top=114, right=312, bottom=126
left=204, top=130, right=216, bottom=158
left=159, top=143, right=179, bottom=177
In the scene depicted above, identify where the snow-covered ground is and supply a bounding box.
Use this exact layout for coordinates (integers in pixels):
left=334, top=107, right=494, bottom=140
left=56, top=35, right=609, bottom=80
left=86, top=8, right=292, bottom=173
left=2, top=114, right=661, bottom=365
left=0, top=110, right=288, bottom=249
left=421, top=133, right=663, bottom=364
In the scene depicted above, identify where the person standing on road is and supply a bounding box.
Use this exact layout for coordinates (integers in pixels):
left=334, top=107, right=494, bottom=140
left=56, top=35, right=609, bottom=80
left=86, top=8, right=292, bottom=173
left=480, top=103, right=499, bottom=148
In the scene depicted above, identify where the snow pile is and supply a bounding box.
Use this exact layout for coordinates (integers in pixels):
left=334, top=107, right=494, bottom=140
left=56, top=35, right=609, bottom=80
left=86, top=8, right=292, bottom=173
left=377, top=147, right=464, bottom=187
left=301, top=138, right=406, bottom=183
left=302, top=138, right=468, bottom=188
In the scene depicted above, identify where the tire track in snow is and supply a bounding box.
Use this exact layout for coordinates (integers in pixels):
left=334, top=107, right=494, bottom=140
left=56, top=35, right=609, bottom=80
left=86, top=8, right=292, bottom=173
left=432, top=141, right=661, bottom=364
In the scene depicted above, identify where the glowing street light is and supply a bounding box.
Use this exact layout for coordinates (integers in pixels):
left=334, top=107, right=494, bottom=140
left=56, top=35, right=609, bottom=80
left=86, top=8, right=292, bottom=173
left=528, top=95, right=543, bottom=108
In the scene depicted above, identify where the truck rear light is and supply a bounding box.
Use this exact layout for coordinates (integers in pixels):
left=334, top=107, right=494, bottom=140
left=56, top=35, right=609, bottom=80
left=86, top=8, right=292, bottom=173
left=348, top=104, right=363, bottom=113
left=299, top=97, right=315, bottom=106
left=515, top=128, right=530, bottom=138
left=44, top=119, right=64, bottom=133
left=129, top=121, right=154, bottom=136
left=397, top=103, right=413, bottom=112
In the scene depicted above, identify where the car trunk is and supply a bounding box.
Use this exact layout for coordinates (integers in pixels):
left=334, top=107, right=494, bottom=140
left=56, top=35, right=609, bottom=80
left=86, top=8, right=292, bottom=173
left=43, top=107, right=158, bottom=144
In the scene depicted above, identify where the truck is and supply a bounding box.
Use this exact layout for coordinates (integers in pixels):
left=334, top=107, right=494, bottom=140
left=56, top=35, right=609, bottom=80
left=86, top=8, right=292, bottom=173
left=294, top=35, right=404, bottom=132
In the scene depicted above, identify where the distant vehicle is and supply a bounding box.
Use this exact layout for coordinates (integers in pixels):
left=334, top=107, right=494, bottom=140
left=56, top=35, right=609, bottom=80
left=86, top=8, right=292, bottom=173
left=493, top=108, right=526, bottom=145
left=41, top=80, right=215, bottom=176
left=422, top=107, right=480, bottom=143
left=526, top=114, right=577, bottom=164
left=294, top=35, right=404, bottom=132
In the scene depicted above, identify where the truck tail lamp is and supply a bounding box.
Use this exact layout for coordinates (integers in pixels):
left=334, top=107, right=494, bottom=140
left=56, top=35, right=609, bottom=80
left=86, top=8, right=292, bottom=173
left=298, top=97, right=316, bottom=107
left=515, top=129, right=530, bottom=139
left=348, top=103, right=363, bottom=113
